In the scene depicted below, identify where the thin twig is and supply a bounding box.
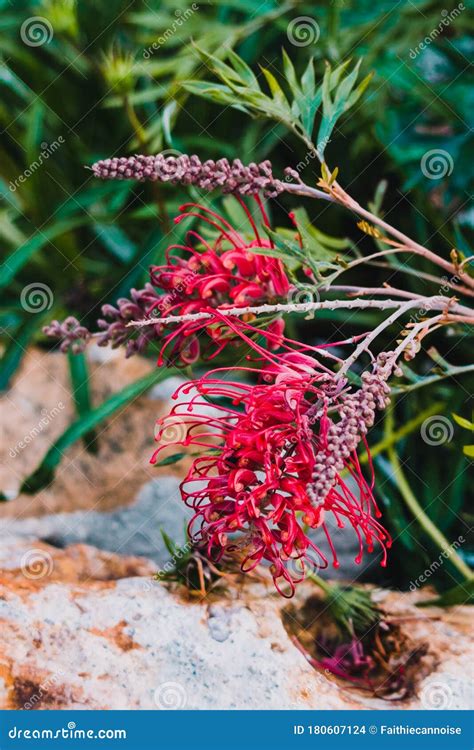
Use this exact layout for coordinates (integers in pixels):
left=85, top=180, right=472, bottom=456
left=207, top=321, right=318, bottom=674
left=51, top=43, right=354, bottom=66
left=284, top=181, right=473, bottom=286
left=337, top=299, right=427, bottom=378
left=126, top=296, right=472, bottom=329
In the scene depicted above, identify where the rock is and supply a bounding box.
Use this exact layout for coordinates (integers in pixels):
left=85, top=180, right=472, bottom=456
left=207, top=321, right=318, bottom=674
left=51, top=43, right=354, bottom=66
left=0, top=348, right=184, bottom=519
left=2, top=478, right=192, bottom=568
left=0, top=535, right=155, bottom=585
left=0, top=538, right=471, bottom=711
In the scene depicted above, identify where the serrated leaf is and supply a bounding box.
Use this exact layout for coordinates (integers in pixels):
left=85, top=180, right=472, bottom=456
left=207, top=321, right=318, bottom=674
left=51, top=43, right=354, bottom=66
left=227, top=48, right=259, bottom=88
left=182, top=80, right=250, bottom=112
left=317, top=60, right=371, bottom=153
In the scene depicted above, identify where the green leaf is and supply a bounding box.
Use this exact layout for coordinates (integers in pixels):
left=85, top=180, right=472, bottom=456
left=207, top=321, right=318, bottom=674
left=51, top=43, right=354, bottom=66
left=160, top=529, right=179, bottom=558
left=0, top=315, right=46, bottom=391
left=154, top=452, right=186, bottom=467
left=418, top=578, right=474, bottom=607
left=463, top=445, right=474, bottom=457
left=181, top=81, right=250, bottom=112
left=93, top=223, right=138, bottom=263
left=281, top=48, right=298, bottom=96
left=19, top=366, right=177, bottom=494
left=345, top=71, right=374, bottom=110
left=452, top=413, right=474, bottom=431
left=226, top=48, right=258, bottom=88
left=0, top=216, right=89, bottom=291
left=317, top=60, right=371, bottom=153
left=291, top=207, right=349, bottom=259
left=259, top=66, right=287, bottom=105
left=67, top=351, right=97, bottom=452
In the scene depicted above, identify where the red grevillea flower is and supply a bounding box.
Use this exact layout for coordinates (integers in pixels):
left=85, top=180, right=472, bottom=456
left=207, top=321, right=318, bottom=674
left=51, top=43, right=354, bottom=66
left=151, top=356, right=391, bottom=597
left=44, top=196, right=292, bottom=364
left=147, top=197, right=291, bottom=364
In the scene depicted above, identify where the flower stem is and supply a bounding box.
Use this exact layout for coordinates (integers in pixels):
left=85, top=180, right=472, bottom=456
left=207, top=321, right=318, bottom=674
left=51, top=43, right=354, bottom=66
left=385, top=407, right=473, bottom=581
left=126, top=297, right=473, bottom=329
left=307, top=570, right=333, bottom=596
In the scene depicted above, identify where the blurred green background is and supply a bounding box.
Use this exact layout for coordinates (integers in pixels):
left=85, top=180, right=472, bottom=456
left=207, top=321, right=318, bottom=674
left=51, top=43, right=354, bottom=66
left=0, top=0, right=472, bottom=596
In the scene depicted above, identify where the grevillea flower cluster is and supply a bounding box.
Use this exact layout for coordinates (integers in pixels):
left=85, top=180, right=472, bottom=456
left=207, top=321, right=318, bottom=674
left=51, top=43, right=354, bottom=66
left=151, top=350, right=393, bottom=596
left=44, top=198, right=291, bottom=364
left=44, top=151, right=405, bottom=597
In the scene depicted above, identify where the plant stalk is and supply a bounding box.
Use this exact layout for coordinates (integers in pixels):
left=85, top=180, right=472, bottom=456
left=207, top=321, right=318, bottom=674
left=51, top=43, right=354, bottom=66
left=385, top=407, right=472, bottom=581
